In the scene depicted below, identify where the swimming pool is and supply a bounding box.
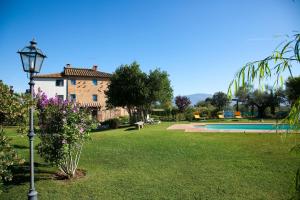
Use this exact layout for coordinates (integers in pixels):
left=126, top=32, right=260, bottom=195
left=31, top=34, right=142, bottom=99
left=194, top=124, right=292, bottom=131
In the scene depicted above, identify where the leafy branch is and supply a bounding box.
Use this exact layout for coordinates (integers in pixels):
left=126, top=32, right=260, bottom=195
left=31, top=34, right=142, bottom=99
left=229, top=33, right=299, bottom=94
left=228, top=33, right=300, bottom=125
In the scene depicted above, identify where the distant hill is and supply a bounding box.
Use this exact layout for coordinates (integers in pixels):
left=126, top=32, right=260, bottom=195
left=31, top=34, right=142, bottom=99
left=174, top=93, right=212, bottom=106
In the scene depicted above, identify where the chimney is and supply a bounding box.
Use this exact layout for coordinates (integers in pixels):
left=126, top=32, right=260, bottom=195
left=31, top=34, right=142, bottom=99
left=65, top=64, right=71, bottom=68
left=92, top=65, right=98, bottom=71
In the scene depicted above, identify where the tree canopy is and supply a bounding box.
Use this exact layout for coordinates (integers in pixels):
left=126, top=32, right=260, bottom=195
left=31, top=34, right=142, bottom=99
left=285, top=76, right=300, bottom=105
left=106, top=62, right=173, bottom=122
left=211, top=92, right=228, bottom=111
left=175, top=96, right=191, bottom=113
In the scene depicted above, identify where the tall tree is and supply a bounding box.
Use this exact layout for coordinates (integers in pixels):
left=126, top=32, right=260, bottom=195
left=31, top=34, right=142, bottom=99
left=146, top=69, right=173, bottom=112
left=247, top=90, right=271, bottom=118
left=106, top=62, right=148, bottom=122
left=211, top=92, right=228, bottom=111
left=175, top=96, right=191, bottom=113
left=106, top=62, right=173, bottom=123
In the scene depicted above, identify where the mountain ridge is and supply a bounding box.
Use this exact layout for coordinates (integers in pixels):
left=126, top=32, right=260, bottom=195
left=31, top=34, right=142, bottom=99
left=174, top=93, right=212, bottom=105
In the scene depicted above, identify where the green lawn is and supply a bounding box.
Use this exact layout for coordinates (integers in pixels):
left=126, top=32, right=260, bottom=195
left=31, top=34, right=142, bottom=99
left=1, top=122, right=300, bottom=200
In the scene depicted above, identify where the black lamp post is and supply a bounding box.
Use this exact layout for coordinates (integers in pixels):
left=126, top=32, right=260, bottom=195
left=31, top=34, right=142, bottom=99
left=18, top=39, right=46, bottom=200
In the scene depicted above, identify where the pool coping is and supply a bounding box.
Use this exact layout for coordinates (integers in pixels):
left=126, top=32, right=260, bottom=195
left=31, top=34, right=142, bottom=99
left=167, top=123, right=299, bottom=133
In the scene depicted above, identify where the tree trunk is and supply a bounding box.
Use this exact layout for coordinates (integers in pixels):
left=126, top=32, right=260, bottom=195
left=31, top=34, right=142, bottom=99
left=127, top=106, right=135, bottom=125
left=257, top=106, right=265, bottom=118
left=270, top=105, right=276, bottom=115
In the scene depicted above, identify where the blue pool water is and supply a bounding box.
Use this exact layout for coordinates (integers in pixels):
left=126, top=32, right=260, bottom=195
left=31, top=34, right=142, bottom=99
left=195, top=124, right=292, bottom=131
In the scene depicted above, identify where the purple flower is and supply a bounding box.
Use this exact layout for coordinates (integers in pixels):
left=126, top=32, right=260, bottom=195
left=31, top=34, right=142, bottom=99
left=63, top=100, right=68, bottom=106
left=72, top=106, right=78, bottom=113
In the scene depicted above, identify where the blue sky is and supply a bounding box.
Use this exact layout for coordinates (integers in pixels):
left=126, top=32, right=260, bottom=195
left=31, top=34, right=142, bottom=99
left=0, top=0, right=299, bottom=96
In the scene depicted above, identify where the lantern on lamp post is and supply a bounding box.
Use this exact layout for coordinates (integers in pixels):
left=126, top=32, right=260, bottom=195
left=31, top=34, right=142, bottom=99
left=18, top=39, right=46, bottom=200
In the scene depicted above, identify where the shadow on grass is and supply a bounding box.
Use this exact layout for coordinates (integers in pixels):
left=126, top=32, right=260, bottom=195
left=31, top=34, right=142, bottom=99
left=3, top=162, right=55, bottom=189
left=125, top=127, right=137, bottom=131
left=91, top=125, right=136, bottom=133
left=13, top=144, right=28, bottom=149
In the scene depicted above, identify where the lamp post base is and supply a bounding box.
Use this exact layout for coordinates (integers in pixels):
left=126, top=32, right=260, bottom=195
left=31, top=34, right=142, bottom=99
left=28, top=190, right=38, bottom=200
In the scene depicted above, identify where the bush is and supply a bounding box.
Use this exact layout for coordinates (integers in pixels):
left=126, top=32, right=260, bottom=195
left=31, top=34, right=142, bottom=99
left=174, top=113, right=185, bottom=121
left=36, top=92, right=95, bottom=178
left=184, top=108, right=194, bottom=121
left=102, top=118, right=120, bottom=129
left=0, top=129, right=24, bottom=193
left=118, top=116, right=129, bottom=125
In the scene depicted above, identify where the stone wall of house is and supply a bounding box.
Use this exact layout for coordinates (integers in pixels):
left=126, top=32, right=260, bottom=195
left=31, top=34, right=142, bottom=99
left=67, top=77, right=109, bottom=106
left=67, top=77, right=128, bottom=121
left=97, top=107, right=128, bottom=121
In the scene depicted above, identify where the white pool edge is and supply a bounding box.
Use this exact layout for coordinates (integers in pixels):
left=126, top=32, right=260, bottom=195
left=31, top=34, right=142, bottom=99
left=167, top=123, right=299, bottom=133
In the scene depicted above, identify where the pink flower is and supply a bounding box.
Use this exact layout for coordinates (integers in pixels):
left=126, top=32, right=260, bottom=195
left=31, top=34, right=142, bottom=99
left=79, top=128, right=84, bottom=134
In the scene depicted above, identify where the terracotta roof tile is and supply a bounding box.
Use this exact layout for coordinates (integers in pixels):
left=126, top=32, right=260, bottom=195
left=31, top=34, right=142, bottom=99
left=64, top=67, right=112, bottom=78
left=33, top=73, right=63, bottom=78
left=33, top=67, right=112, bottom=79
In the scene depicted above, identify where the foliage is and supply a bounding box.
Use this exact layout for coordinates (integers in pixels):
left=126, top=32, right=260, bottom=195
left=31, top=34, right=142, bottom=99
left=285, top=76, right=300, bottom=105
left=247, top=89, right=272, bottom=118
left=0, top=81, right=26, bottom=193
left=211, top=91, right=228, bottom=111
left=228, top=33, right=300, bottom=125
left=233, top=85, right=286, bottom=118
left=101, top=118, right=120, bottom=129
left=175, top=96, right=191, bottom=113
left=234, top=85, right=252, bottom=102
left=0, top=81, right=31, bottom=134
left=36, top=92, right=95, bottom=178
left=106, top=61, right=148, bottom=112
left=184, top=107, right=195, bottom=121
left=0, top=129, right=24, bottom=194
left=118, top=116, right=129, bottom=125
left=147, top=69, right=173, bottom=109
left=106, top=62, right=173, bottom=123
left=194, top=100, right=217, bottom=118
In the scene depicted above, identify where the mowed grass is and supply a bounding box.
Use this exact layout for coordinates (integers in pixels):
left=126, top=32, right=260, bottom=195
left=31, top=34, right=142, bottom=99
left=1, top=122, right=300, bottom=200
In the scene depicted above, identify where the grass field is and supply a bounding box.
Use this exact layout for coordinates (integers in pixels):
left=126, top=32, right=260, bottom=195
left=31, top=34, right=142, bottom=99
left=1, top=122, right=300, bottom=200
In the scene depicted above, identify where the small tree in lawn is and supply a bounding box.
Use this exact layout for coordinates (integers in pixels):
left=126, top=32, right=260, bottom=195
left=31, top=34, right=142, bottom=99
left=36, top=92, right=95, bottom=178
left=175, top=96, right=191, bottom=113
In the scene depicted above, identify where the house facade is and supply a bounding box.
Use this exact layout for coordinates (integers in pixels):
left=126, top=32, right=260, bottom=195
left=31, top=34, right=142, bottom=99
left=34, top=64, right=128, bottom=121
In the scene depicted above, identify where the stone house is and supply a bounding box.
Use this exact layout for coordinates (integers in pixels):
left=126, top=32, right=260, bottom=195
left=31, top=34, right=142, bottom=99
left=33, top=64, right=128, bottom=121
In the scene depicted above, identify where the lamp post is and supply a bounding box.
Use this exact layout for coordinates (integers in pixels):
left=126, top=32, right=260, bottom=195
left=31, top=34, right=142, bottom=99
left=18, top=39, right=46, bottom=200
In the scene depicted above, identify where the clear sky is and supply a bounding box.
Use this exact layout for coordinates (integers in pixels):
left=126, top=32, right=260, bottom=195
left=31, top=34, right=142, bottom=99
left=0, top=0, right=299, bottom=96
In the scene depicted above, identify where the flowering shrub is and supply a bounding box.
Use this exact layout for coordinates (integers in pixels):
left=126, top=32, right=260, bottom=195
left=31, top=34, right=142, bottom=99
left=36, top=92, right=96, bottom=178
